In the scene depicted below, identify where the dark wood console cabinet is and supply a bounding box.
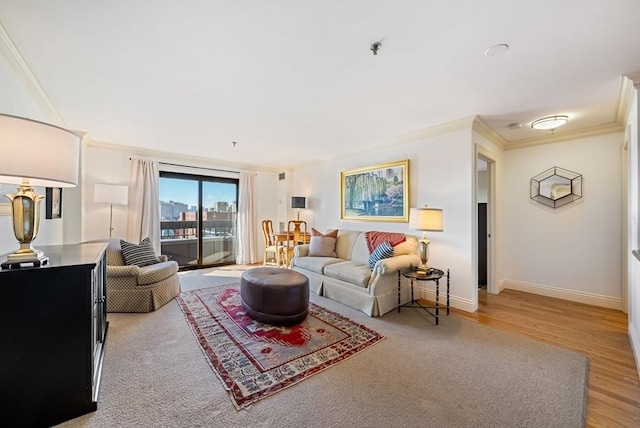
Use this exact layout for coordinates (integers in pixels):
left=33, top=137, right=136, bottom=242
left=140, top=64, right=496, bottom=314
left=0, top=243, right=108, bottom=427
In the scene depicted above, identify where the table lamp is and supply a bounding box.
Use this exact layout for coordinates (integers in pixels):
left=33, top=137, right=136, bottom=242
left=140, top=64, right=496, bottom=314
left=0, top=114, right=80, bottom=269
left=94, top=183, right=129, bottom=237
left=409, top=205, right=444, bottom=272
left=291, top=196, right=306, bottom=221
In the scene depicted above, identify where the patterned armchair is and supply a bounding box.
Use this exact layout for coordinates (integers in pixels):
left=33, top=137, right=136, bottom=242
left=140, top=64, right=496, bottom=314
left=86, top=238, right=181, bottom=312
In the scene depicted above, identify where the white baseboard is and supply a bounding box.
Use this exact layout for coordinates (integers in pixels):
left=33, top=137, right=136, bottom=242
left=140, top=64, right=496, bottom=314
left=417, top=285, right=476, bottom=313
left=629, top=322, right=640, bottom=381
left=502, top=279, right=623, bottom=310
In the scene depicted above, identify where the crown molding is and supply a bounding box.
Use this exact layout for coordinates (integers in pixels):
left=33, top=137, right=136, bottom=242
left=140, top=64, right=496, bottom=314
left=616, top=74, right=638, bottom=125
left=85, top=138, right=278, bottom=174
left=472, top=116, right=507, bottom=150
left=504, top=122, right=624, bottom=150
left=0, top=21, right=64, bottom=126
left=290, top=116, right=476, bottom=170
left=626, top=71, right=640, bottom=86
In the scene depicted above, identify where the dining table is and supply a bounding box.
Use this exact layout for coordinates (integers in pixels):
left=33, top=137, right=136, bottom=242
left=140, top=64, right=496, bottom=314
left=273, top=231, right=311, bottom=267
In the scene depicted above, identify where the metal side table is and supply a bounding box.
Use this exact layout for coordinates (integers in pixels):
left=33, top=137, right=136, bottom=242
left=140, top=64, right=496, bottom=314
left=398, top=267, right=450, bottom=325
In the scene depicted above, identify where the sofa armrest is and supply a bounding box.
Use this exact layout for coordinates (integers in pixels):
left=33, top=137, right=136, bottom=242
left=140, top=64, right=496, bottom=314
left=292, top=244, right=310, bottom=260
left=107, top=265, right=141, bottom=277
left=375, top=254, right=421, bottom=276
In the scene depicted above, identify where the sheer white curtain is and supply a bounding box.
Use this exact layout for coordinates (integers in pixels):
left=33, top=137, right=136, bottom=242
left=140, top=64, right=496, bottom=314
left=127, top=159, right=160, bottom=254
left=237, top=170, right=259, bottom=264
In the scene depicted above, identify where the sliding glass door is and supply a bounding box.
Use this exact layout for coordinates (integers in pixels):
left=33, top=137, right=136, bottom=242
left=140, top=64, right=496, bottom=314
left=159, top=172, right=238, bottom=269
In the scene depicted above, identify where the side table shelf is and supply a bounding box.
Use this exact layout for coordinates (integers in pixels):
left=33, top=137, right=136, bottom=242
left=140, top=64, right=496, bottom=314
left=397, top=267, right=450, bottom=325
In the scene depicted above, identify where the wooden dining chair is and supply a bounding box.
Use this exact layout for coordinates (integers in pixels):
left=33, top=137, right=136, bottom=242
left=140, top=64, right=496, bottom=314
left=262, top=220, right=283, bottom=267
left=283, top=220, right=308, bottom=267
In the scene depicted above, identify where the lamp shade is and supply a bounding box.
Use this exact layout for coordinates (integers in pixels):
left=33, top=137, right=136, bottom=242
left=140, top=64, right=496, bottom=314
left=291, top=196, right=306, bottom=209
left=94, top=183, right=129, bottom=205
left=409, top=207, right=444, bottom=232
left=0, top=114, right=80, bottom=187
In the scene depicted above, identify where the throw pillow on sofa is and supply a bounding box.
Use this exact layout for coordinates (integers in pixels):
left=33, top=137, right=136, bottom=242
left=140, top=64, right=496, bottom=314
left=308, top=228, right=338, bottom=257
left=120, top=237, right=160, bottom=267
left=368, top=240, right=394, bottom=269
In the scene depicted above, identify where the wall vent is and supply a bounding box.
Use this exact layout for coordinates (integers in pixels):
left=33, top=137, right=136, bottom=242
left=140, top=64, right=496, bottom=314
left=278, top=172, right=285, bottom=180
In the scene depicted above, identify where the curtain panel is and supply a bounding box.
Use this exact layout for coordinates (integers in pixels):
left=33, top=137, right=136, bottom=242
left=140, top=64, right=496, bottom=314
left=237, top=170, right=258, bottom=264
left=127, top=159, right=161, bottom=254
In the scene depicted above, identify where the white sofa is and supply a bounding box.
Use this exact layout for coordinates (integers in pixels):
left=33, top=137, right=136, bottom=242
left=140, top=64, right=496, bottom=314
left=290, top=230, right=421, bottom=316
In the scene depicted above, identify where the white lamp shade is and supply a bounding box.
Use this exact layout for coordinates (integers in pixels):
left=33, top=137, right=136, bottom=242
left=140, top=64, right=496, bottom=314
left=0, top=114, right=80, bottom=187
left=409, top=207, right=444, bottom=232
left=94, top=183, right=129, bottom=205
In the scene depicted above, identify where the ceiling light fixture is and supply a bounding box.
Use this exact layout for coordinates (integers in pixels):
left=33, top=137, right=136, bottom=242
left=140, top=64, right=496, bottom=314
left=484, top=43, right=509, bottom=57
left=531, top=115, right=569, bottom=130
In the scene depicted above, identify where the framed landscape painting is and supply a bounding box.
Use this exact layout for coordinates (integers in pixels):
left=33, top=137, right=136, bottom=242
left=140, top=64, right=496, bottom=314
left=341, top=159, right=409, bottom=222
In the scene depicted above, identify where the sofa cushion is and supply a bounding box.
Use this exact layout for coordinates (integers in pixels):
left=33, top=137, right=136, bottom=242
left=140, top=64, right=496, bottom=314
left=294, top=256, right=345, bottom=274
left=308, top=237, right=336, bottom=257
left=311, top=228, right=338, bottom=238
left=308, top=228, right=338, bottom=257
left=120, top=237, right=160, bottom=267
left=368, top=241, right=394, bottom=269
left=324, top=261, right=372, bottom=288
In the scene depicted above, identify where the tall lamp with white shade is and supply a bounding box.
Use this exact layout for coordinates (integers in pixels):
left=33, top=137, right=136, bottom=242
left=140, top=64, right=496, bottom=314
left=94, top=183, right=129, bottom=238
left=409, top=205, right=444, bottom=273
left=0, top=114, right=80, bottom=269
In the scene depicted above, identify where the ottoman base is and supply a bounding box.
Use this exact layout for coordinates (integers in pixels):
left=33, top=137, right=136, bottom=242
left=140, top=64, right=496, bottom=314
left=241, top=302, right=308, bottom=326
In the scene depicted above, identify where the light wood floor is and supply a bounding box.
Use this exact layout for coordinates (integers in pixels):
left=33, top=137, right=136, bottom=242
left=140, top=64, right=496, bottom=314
left=441, top=289, right=640, bottom=427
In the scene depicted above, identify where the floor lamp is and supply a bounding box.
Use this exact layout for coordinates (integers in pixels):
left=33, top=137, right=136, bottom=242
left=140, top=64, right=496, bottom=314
left=409, top=205, right=444, bottom=273
left=94, top=183, right=129, bottom=238
left=0, top=114, right=80, bottom=269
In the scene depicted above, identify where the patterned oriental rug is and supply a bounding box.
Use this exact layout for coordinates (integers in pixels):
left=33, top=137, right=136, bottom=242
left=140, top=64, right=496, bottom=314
left=176, top=285, right=385, bottom=409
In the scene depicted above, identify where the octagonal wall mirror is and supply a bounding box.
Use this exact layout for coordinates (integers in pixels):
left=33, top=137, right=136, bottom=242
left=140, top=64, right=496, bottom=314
left=530, top=166, right=582, bottom=208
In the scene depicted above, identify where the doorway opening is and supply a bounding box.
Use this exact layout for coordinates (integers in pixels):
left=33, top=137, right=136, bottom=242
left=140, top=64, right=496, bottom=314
left=476, top=152, right=496, bottom=294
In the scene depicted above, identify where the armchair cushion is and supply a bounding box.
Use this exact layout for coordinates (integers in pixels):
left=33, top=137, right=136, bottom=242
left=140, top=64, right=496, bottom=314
left=138, top=261, right=179, bottom=285
left=120, top=237, right=160, bottom=267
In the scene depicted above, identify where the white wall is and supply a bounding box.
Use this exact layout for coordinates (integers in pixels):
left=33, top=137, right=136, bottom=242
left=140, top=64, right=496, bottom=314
left=502, top=133, right=624, bottom=309
left=291, top=128, right=478, bottom=312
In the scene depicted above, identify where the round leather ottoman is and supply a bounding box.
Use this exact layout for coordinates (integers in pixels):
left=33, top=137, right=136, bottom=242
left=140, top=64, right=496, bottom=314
left=240, top=267, right=309, bottom=326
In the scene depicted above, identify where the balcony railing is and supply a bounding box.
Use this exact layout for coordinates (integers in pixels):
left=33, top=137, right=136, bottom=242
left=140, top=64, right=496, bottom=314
left=160, top=220, right=236, bottom=267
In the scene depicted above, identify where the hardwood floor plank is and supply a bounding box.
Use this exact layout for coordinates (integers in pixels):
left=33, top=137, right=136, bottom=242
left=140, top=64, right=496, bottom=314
left=429, top=289, right=640, bottom=427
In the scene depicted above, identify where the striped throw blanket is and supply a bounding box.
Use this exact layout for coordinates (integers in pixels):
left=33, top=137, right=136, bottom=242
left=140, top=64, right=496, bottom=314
left=365, top=231, right=406, bottom=253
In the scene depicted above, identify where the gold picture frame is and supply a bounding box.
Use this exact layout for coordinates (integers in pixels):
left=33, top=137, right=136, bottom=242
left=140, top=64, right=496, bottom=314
left=341, top=159, right=409, bottom=222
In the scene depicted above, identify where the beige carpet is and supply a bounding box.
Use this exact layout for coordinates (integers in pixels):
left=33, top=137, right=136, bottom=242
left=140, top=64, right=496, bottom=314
left=57, top=266, right=588, bottom=428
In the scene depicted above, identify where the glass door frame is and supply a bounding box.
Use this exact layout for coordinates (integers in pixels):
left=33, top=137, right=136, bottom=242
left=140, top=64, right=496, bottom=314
left=160, top=171, right=239, bottom=270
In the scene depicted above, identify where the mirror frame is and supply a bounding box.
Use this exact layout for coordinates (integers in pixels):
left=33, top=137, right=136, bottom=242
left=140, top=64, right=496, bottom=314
left=530, top=166, right=583, bottom=208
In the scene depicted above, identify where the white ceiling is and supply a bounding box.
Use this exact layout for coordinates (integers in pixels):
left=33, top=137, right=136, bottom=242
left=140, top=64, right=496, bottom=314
left=1, top=1, right=639, bottom=170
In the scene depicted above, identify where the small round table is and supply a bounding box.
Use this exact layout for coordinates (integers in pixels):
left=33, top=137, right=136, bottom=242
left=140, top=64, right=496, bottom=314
left=398, top=267, right=450, bottom=325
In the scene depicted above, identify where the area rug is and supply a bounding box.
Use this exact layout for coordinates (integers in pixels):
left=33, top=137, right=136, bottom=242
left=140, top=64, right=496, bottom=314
left=176, top=284, right=385, bottom=409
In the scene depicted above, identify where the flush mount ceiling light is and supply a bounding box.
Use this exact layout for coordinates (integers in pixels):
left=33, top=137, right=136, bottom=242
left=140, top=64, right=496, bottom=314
left=484, top=43, right=509, bottom=57
left=531, top=115, right=569, bottom=130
